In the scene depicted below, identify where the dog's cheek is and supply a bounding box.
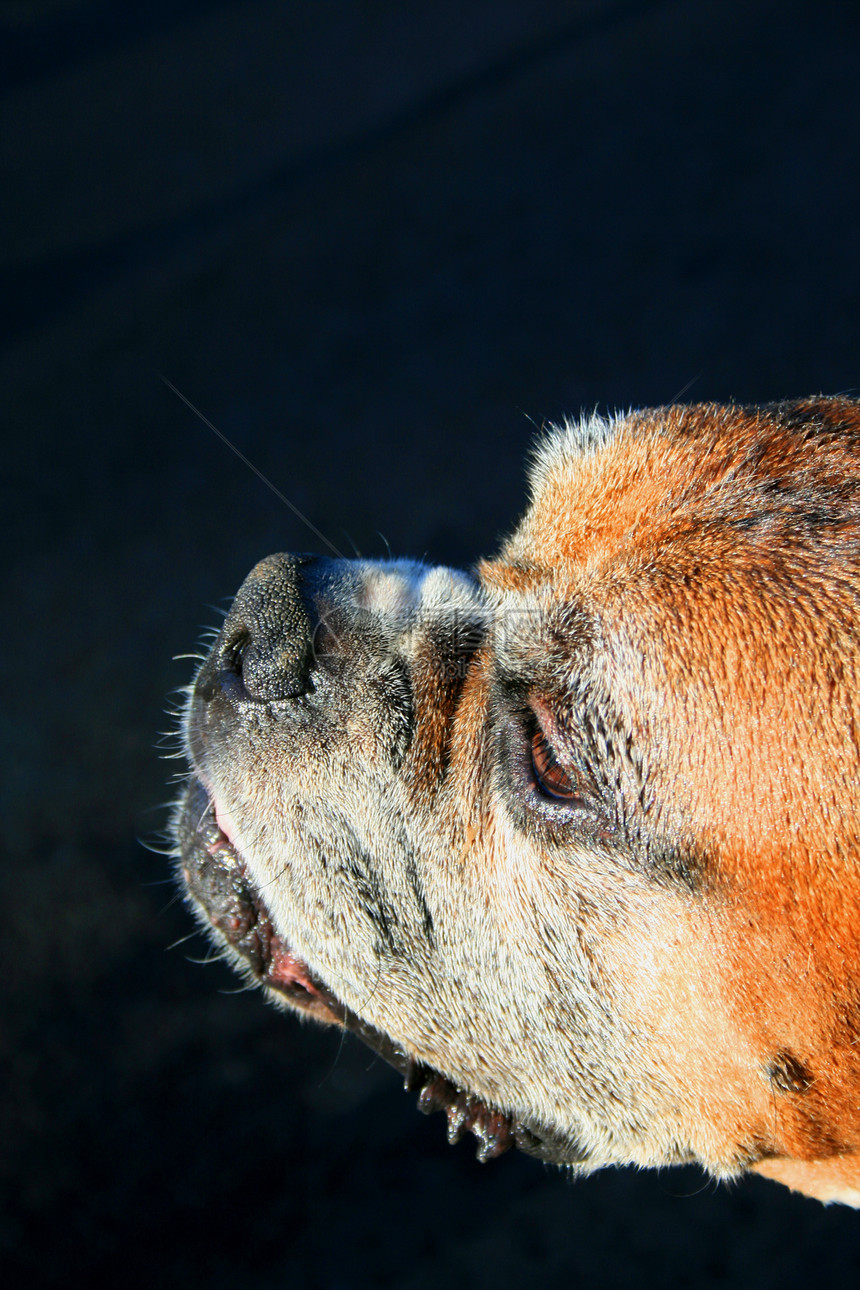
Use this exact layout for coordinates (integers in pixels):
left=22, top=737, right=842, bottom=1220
left=711, top=899, right=860, bottom=1170
left=619, top=898, right=860, bottom=1177
left=599, top=899, right=788, bottom=1170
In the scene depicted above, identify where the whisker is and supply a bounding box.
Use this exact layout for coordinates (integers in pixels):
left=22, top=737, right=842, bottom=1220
left=159, top=374, right=345, bottom=558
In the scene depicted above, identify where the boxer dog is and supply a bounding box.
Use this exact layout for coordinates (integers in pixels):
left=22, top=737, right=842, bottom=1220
left=174, top=396, right=860, bottom=1204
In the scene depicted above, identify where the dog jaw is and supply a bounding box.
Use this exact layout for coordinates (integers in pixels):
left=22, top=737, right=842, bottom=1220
left=175, top=397, right=860, bottom=1202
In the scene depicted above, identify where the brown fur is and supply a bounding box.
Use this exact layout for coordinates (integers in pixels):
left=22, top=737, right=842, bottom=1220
left=177, top=397, right=860, bottom=1204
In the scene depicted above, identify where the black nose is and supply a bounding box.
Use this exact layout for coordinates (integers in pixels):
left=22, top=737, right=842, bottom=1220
left=197, top=553, right=316, bottom=703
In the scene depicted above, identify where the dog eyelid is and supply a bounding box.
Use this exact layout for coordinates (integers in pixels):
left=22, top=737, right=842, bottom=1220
left=529, top=727, right=584, bottom=805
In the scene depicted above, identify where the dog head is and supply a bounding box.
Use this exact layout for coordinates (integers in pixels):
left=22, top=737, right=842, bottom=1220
left=175, top=397, right=860, bottom=1203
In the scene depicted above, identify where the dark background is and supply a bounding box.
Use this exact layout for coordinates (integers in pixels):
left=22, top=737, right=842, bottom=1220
left=4, top=0, right=860, bottom=1285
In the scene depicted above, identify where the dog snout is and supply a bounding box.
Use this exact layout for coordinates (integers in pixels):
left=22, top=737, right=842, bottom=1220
left=197, top=553, right=317, bottom=704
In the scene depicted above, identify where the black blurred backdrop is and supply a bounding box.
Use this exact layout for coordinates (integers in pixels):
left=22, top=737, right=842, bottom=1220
left=4, top=1, right=860, bottom=1285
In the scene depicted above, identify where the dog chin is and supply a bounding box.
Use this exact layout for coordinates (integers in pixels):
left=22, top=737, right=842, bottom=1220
left=174, top=775, right=587, bottom=1168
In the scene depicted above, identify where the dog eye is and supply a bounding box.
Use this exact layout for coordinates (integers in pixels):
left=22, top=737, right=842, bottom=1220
left=530, top=729, right=583, bottom=803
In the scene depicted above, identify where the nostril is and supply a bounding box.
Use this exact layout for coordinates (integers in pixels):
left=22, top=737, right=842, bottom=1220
left=194, top=627, right=254, bottom=705
left=223, top=629, right=252, bottom=678
left=194, top=553, right=318, bottom=705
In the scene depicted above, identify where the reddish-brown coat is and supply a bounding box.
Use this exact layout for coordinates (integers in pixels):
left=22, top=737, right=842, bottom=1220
left=484, top=399, right=860, bottom=1198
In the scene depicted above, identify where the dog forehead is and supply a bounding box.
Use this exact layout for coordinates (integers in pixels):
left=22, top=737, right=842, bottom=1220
left=477, top=409, right=690, bottom=663
left=489, top=398, right=860, bottom=587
